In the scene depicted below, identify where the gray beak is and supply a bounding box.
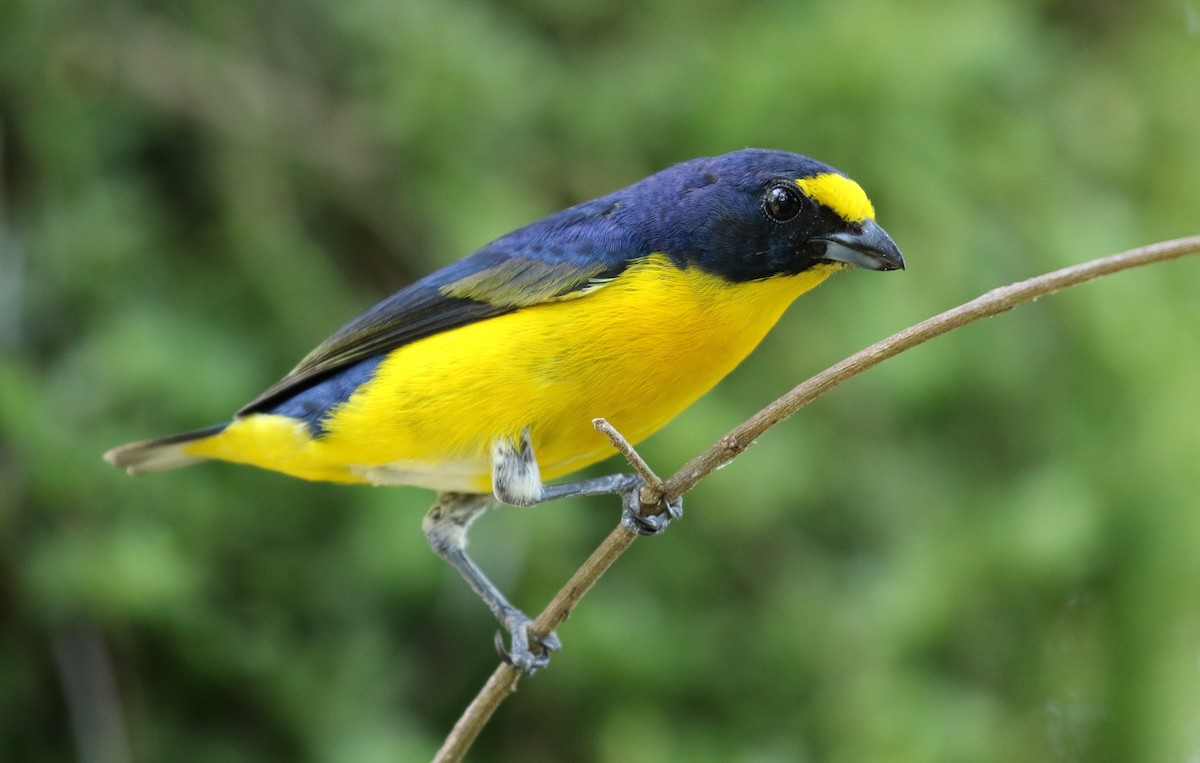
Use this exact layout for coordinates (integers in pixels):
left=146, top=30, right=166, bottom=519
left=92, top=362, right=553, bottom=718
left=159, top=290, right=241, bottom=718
left=818, top=219, right=905, bottom=271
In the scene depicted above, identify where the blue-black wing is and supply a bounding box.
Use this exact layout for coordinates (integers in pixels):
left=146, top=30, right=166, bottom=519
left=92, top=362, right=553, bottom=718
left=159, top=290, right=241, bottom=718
left=239, top=197, right=640, bottom=414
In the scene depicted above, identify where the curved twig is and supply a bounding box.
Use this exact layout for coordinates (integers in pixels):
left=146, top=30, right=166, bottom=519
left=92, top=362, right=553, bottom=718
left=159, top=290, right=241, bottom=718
left=432, top=234, right=1200, bottom=762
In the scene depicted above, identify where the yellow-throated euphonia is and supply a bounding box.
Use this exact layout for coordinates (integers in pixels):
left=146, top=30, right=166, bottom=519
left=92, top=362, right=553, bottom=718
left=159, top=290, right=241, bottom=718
left=106, top=149, right=904, bottom=671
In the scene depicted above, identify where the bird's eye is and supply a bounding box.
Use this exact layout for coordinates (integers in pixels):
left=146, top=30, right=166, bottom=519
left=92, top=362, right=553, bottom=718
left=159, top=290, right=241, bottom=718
left=761, top=184, right=803, bottom=223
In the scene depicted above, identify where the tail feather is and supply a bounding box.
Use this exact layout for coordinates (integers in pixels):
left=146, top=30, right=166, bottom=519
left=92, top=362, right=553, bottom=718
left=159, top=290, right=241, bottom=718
left=104, top=423, right=229, bottom=475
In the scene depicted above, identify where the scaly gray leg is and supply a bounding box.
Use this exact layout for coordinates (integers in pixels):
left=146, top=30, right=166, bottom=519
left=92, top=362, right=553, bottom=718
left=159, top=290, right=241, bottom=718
left=428, top=428, right=682, bottom=673
left=422, top=492, right=561, bottom=673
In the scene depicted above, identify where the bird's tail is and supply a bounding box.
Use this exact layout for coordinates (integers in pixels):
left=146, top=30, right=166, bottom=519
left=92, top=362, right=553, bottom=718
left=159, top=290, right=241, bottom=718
left=103, top=423, right=229, bottom=475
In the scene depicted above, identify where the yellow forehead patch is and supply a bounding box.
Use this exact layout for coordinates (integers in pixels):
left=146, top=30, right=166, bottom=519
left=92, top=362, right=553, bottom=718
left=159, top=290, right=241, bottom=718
left=796, top=173, right=875, bottom=223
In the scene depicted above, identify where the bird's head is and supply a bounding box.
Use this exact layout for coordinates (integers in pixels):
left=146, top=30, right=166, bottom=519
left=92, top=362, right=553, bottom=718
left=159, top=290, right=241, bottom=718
left=626, top=149, right=904, bottom=281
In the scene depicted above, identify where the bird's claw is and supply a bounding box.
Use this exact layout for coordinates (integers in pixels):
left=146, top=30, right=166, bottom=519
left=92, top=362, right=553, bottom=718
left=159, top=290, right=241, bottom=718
left=494, top=609, right=560, bottom=674
left=620, top=480, right=684, bottom=536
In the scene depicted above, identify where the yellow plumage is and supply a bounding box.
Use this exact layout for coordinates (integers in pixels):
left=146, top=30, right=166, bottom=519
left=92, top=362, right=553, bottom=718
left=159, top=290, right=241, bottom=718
left=184, top=256, right=842, bottom=491
left=795, top=173, right=875, bottom=224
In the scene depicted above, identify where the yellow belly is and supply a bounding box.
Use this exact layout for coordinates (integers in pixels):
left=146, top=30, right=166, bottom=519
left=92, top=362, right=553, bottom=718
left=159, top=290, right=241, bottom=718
left=187, top=256, right=840, bottom=492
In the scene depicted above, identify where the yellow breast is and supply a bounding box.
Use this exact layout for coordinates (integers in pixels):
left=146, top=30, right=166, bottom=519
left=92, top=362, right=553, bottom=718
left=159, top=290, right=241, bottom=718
left=188, top=255, right=840, bottom=492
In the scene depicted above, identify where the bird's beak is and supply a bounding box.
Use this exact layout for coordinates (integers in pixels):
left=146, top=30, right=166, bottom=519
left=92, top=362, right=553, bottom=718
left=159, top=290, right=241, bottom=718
left=818, top=219, right=905, bottom=271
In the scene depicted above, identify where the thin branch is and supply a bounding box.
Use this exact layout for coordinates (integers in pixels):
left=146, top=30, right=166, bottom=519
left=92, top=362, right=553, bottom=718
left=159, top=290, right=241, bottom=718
left=593, top=418, right=663, bottom=490
left=593, top=417, right=669, bottom=507
left=433, top=526, right=637, bottom=763
left=433, top=234, right=1200, bottom=762
left=666, top=234, right=1200, bottom=498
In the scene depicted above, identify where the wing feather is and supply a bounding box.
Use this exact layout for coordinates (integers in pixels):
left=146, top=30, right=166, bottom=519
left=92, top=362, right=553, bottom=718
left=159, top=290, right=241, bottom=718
left=239, top=198, right=638, bottom=415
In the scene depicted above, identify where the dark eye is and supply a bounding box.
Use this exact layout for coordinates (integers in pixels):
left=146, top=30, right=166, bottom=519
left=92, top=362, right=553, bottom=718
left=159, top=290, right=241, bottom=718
left=761, top=184, right=803, bottom=223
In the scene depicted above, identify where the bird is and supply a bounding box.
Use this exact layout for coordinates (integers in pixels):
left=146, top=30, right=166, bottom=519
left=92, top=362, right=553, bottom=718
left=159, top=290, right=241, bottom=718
left=105, top=149, right=904, bottom=672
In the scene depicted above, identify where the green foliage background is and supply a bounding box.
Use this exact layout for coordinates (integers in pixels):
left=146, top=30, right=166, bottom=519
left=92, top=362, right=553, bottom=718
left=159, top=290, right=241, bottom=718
left=3, top=0, right=1199, bottom=760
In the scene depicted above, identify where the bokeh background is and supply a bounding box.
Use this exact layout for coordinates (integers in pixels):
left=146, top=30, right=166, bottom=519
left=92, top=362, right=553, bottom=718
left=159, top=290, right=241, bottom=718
left=3, top=0, right=1200, bottom=760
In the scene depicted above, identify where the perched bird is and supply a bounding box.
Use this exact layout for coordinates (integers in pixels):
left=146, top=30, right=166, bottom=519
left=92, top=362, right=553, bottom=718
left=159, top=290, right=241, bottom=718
left=105, top=149, right=904, bottom=671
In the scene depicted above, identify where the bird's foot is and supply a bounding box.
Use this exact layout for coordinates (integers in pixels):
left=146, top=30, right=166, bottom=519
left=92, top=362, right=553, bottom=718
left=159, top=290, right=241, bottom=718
left=619, top=477, right=684, bottom=536
left=494, top=606, right=561, bottom=674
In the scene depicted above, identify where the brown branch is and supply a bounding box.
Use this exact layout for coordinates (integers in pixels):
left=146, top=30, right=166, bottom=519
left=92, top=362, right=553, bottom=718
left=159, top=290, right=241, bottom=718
left=593, top=418, right=663, bottom=490
left=666, top=234, right=1200, bottom=497
left=432, top=234, right=1200, bottom=762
